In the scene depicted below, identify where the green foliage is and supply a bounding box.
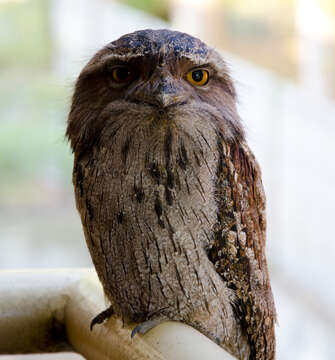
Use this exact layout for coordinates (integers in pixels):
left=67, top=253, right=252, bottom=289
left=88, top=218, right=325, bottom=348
left=0, top=0, right=73, bottom=203
left=0, top=0, right=51, bottom=69
left=0, top=70, right=73, bottom=201
left=119, top=0, right=169, bottom=20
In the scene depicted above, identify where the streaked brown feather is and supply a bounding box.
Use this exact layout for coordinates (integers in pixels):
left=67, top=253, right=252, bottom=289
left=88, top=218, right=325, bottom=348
left=209, top=138, right=276, bottom=360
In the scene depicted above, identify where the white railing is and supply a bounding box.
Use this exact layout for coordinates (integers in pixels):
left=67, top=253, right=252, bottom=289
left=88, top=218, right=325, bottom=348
left=0, top=269, right=235, bottom=359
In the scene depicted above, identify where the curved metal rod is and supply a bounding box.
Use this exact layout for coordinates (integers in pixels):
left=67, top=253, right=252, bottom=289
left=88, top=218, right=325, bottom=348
left=0, top=269, right=234, bottom=359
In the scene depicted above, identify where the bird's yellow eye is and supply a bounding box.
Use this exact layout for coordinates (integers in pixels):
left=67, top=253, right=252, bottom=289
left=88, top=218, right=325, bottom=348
left=186, top=69, right=209, bottom=86
left=111, top=66, right=134, bottom=83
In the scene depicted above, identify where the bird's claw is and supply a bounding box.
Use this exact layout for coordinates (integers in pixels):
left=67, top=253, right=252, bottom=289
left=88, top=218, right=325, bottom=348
left=90, top=305, right=114, bottom=331
left=131, top=316, right=167, bottom=339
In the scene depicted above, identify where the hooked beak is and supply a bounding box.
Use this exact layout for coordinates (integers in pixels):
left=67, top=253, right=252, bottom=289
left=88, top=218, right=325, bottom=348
left=149, top=76, right=187, bottom=109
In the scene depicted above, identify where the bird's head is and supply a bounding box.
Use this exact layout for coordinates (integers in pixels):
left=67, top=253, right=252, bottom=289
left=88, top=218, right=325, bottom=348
left=67, top=29, right=244, bottom=159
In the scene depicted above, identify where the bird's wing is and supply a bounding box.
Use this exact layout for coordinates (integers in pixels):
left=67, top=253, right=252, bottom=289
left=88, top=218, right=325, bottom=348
left=208, top=139, right=276, bottom=359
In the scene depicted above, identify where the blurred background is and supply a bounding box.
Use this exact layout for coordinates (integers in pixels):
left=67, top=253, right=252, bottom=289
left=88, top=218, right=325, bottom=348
left=1, top=0, right=335, bottom=358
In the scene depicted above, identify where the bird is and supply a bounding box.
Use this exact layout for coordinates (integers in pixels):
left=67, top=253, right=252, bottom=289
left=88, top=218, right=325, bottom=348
left=66, top=29, right=276, bottom=360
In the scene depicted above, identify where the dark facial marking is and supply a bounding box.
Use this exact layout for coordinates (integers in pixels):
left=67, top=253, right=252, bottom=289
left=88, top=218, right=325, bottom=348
left=121, top=137, right=131, bottom=163
left=117, top=212, right=124, bottom=224
left=134, top=185, right=145, bottom=203
left=165, top=186, right=173, bottom=206
left=177, top=142, right=188, bottom=170
left=164, top=126, right=172, bottom=165
left=166, top=169, right=174, bottom=188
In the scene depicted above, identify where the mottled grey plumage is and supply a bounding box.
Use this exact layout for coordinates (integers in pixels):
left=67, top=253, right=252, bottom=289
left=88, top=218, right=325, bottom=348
left=67, top=29, right=276, bottom=359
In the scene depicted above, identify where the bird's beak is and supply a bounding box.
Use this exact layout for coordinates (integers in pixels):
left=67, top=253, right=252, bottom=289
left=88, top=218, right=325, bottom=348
left=151, top=78, right=187, bottom=109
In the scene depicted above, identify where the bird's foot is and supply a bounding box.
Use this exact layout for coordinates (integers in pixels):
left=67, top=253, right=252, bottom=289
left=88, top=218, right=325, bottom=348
left=90, top=305, right=114, bottom=331
left=131, top=315, right=167, bottom=339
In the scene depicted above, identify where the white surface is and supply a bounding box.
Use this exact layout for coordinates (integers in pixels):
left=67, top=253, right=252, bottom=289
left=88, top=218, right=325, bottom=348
left=0, top=269, right=233, bottom=360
